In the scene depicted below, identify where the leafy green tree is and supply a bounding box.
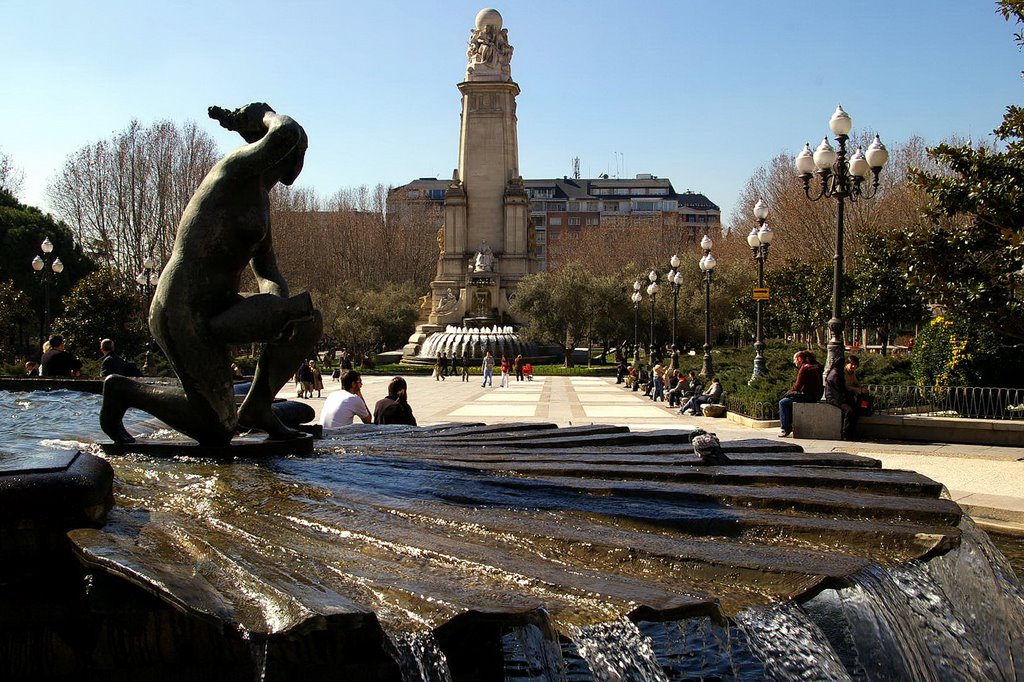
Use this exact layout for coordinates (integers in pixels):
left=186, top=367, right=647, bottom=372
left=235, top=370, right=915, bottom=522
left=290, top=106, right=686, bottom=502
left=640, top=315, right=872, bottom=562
left=0, top=189, right=94, bottom=347
left=849, top=231, right=929, bottom=355
left=319, top=282, right=419, bottom=365
left=513, top=263, right=622, bottom=367
left=50, top=267, right=149, bottom=365
left=764, top=259, right=834, bottom=345
left=0, top=279, right=33, bottom=362
left=910, top=316, right=1015, bottom=387
left=906, top=1, right=1024, bottom=342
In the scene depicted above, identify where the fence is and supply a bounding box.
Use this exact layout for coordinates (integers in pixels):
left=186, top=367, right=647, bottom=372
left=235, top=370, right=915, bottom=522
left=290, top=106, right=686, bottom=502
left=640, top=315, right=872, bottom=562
left=728, top=385, right=1024, bottom=422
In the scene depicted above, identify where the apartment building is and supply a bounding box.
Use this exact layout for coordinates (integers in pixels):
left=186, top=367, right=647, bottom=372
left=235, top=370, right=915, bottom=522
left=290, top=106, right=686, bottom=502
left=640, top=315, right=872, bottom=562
left=390, top=174, right=720, bottom=270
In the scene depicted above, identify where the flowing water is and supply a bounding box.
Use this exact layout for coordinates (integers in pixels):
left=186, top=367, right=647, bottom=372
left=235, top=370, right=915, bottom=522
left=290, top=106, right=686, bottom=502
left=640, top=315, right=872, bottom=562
left=2, top=389, right=1023, bottom=680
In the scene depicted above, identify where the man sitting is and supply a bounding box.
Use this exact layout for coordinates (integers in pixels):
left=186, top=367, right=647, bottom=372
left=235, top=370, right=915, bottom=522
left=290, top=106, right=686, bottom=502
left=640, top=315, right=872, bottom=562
left=99, top=338, right=140, bottom=377
left=40, top=334, right=82, bottom=377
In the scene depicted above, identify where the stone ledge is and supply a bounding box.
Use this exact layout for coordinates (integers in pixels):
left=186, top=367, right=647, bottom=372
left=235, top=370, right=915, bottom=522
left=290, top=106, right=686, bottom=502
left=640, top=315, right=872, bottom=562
left=793, top=402, right=843, bottom=440
left=859, top=414, right=1024, bottom=447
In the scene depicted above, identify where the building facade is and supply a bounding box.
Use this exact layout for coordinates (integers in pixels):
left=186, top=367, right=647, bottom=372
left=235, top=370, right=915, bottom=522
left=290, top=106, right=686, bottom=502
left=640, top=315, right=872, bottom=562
left=390, top=174, right=720, bottom=271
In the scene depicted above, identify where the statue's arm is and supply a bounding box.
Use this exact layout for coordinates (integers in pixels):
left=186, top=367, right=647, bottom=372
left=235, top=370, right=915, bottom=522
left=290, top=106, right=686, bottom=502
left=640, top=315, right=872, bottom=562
left=250, top=229, right=288, bottom=298
left=209, top=103, right=302, bottom=172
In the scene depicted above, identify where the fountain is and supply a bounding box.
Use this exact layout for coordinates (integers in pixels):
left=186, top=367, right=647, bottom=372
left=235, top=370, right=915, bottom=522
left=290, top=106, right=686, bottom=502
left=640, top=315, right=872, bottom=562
left=2, top=389, right=1022, bottom=680
left=415, top=324, right=539, bottom=363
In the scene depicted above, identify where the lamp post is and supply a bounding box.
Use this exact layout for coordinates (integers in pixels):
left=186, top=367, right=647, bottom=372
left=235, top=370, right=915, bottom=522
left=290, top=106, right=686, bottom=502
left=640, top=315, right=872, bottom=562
left=631, top=280, right=643, bottom=365
left=646, top=270, right=659, bottom=363
left=796, top=105, right=888, bottom=398
left=748, top=199, right=774, bottom=382
left=136, top=256, right=160, bottom=372
left=31, top=237, right=64, bottom=344
left=667, top=255, right=684, bottom=370
left=698, top=235, right=716, bottom=378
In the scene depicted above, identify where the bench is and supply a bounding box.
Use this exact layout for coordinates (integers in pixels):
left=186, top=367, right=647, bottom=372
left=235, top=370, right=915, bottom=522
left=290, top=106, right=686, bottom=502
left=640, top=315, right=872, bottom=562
left=792, top=401, right=843, bottom=439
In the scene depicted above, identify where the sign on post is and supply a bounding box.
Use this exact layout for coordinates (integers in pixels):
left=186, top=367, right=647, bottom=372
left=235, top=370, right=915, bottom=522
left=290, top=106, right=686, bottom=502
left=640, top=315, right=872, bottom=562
left=752, top=287, right=770, bottom=300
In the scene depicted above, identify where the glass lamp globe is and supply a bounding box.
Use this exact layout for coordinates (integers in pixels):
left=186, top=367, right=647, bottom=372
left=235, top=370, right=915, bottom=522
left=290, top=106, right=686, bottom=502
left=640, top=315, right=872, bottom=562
left=648, top=270, right=658, bottom=283
left=753, top=199, right=769, bottom=221
left=849, top=147, right=871, bottom=178
left=647, top=282, right=659, bottom=296
left=673, top=271, right=684, bottom=285
left=634, top=280, right=642, bottom=292
left=143, top=256, right=156, bottom=270
left=41, top=237, right=54, bottom=254
left=829, top=105, right=853, bottom=136
left=631, top=291, right=642, bottom=304
left=31, top=255, right=44, bottom=271
left=51, top=258, right=64, bottom=274
left=758, top=223, right=774, bottom=244
left=704, top=254, right=717, bottom=271
left=865, top=135, right=889, bottom=169
left=700, top=235, right=713, bottom=251
left=795, top=144, right=816, bottom=175
left=747, top=228, right=761, bottom=248
left=813, top=137, right=837, bottom=170
left=670, top=254, right=680, bottom=269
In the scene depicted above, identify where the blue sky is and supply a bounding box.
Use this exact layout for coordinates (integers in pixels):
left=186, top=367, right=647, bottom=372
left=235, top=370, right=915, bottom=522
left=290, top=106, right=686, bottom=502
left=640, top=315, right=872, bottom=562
left=4, top=1, right=1021, bottom=224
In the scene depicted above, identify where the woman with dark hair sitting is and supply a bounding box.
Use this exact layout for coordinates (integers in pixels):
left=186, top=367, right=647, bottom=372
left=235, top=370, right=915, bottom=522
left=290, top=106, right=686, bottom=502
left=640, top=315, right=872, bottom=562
left=373, top=376, right=417, bottom=426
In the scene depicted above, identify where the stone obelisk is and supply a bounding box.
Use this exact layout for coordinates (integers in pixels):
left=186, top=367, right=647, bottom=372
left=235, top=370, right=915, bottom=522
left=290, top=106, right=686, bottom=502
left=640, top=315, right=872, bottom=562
left=406, top=8, right=533, bottom=358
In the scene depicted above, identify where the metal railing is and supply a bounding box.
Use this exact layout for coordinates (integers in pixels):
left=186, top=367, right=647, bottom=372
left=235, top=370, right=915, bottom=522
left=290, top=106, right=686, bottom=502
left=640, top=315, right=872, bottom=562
left=866, top=385, right=1024, bottom=421
left=727, top=385, right=1024, bottom=422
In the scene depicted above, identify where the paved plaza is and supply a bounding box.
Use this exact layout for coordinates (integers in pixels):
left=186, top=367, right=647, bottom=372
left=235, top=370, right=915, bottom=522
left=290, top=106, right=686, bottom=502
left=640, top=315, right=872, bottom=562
left=281, top=373, right=1024, bottom=532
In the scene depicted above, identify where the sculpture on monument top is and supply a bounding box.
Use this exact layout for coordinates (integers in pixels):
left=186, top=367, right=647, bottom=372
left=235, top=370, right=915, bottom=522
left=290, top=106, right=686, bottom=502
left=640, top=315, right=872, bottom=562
left=100, top=102, right=322, bottom=446
left=472, top=240, right=495, bottom=272
left=466, top=8, right=513, bottom=81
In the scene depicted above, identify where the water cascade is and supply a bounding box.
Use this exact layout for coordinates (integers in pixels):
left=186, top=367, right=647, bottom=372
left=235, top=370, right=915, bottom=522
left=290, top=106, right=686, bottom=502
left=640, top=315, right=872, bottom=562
left=416, top=324, right=538, bottom=361
left=1, top=390, right=1022, bottom=680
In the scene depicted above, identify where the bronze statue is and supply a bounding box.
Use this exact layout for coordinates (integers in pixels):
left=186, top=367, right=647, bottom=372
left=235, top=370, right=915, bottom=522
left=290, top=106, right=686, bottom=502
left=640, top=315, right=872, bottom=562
left=101, top=103, right=322, bottom=446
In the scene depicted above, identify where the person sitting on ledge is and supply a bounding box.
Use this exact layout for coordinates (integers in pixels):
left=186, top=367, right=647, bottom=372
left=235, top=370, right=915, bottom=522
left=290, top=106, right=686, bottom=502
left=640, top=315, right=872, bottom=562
left=373, top=376, right=417, bottom=426
left=679, top=377, right=723, bottom=416
left=322, top=370, right=371, bottom=427
left=41, top=334, right=82, bottom=377
left=99, top=338, right=140, bottom=378
left=778, top=350, right=824, bottom=437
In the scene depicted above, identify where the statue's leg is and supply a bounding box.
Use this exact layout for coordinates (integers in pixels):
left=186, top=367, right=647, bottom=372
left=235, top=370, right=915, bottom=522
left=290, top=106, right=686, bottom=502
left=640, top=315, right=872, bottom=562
left=208, top=293, right=322, bottom=440
left=238, top=311, right=323, bottom=439
left=100, top=375, right=235, bottom=446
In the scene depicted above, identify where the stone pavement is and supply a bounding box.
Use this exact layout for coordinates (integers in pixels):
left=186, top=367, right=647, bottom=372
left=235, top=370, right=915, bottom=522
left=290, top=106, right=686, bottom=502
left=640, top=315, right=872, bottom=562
left=282, top=373, right=1024, bottom=533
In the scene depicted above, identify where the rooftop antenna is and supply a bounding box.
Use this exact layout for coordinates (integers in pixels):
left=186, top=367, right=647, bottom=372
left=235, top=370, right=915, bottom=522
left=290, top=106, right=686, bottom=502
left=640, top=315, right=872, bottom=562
left=571, top=157, right=580, bottom=180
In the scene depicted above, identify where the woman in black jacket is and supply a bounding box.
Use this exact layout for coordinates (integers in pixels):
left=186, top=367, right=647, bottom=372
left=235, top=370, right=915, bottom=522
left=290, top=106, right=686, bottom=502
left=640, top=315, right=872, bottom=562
left=373, top=377, right=417, bottom=426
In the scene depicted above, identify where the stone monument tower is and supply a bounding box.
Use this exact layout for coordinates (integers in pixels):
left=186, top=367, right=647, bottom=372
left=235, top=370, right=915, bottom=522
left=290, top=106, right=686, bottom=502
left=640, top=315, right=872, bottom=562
left=404, top=8, right=535, bottom=358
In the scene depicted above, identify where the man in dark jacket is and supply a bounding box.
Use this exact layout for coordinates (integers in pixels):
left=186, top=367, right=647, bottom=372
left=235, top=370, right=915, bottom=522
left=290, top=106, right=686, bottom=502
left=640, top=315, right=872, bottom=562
left=40, top=335, right=82, bottom=377
left=100, top=338, right=140, bottom=377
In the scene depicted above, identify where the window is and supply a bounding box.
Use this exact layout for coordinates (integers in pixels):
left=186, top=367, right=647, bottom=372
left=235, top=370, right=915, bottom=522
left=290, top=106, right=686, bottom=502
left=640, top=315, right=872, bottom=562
left=535, top=232, right=547, bottom=244
left=635, top=201, right=657, bottom=211
left=586, top=201, right=600, bottom=211
left=427, top=189, right=445, bottom=200
left=549, top=217, right=562, bottom=225
left=630, top=188, right=646, bottom=195
left=650, top=188, right=668, bottom=195
left=615, top=188, right=629, bottom=195
left=568, top=217, right=581, bottom=226
left=532, top=216, right=546, bottom=226
left=406, top=190, right=420, bottom=199
left=604, top=202, right=618, bottom=212
left=547, top=202, right=566, bottom=211
left=530, top=188, right=554, bottom=199
left=567, top=201, right=579, bottom=211
left=586, top=217, right=599, bottom=225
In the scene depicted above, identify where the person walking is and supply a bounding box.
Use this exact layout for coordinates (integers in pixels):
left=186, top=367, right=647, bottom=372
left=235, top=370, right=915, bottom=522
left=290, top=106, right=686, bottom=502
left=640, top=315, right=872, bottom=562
left=651, top=363, right=666, bottom=402
left=439, top=352, right=449, bottom=380
left=514, top=354, right=524, bottom=381
left=481, top=351, right=494, bottom=387
left=310, top=361, right=324, bottom=397
left=296, top=361, right=314, bottom=398
left=461, top=351, right=470, bottom=382
left=499, top=354, right=511, bottom=388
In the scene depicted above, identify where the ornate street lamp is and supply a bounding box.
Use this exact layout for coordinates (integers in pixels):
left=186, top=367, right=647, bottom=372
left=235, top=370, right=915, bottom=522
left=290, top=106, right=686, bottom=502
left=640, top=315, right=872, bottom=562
left=631, top=279, right=643, bottom=365
left=796, top=105, right=888, bottom=399
left=31, top=237, right=64, bottom=343
left=698, top=235, right=716, bottom=378
left=646, top=270, right=659, bottom=362
left=748, top=199, right=774, bottom=382
left=667, top=255, right=684, bottom=370
left=136, top=256, right=160, bottom=372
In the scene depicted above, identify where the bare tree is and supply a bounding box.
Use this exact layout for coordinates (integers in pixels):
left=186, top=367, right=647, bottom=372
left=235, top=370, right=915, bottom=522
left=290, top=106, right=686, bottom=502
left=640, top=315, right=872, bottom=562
left=0, top=148, right=25, bottom=198
left=47, top=119, right=218, bottom=276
